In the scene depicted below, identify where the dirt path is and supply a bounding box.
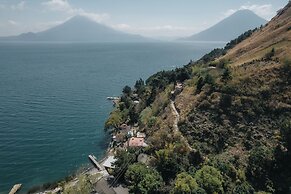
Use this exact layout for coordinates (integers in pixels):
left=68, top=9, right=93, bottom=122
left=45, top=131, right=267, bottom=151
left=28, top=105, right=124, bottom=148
left=170, top=100, right=180, bottom=132
left=170, top=100, right=193, bottom=151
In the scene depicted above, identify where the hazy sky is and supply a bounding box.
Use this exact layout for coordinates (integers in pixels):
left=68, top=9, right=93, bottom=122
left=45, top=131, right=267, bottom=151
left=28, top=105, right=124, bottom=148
left=0, top=0, right=288, bottom=37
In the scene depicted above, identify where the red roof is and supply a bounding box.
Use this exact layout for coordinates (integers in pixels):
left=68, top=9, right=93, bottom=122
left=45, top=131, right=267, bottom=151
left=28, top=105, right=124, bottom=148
left=128, top=137, right=147, bottom=147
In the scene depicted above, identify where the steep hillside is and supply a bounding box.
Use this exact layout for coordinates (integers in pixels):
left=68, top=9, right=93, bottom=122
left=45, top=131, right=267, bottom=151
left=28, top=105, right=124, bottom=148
left=106, top=2, right=291, bottom=194
left=222, top=4, right=291, bottom=66
left=180, top=9, right=267, bottom=42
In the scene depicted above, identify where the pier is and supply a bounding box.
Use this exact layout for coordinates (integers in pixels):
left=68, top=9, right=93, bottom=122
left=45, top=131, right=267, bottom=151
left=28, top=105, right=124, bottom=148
left=9, top=184, right=22, bottom=194
left=88, top=154, right=104, bottom=171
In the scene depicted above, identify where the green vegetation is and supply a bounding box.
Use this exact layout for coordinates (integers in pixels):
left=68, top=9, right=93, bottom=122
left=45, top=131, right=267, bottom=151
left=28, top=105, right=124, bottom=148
left=104, top=8, right=291, bottom=193
left=113, top=149, right=137, bottom=179
left=195, top=166, right=224, bottom=194
left=63, top=175, right=93, bottom=194
left=264, top=48, right=275, bottom=60
left=172, top=172, right=202, bottom=194
left=125, top=163, right=163, bottom=194
left=224, top=29, right=257, bottom=50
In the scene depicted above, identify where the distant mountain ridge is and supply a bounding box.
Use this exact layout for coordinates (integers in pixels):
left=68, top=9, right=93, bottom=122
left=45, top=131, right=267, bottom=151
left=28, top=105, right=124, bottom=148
left=180, top=9, right=267, bottom=42
left=0, top=15, right=149, bottom=42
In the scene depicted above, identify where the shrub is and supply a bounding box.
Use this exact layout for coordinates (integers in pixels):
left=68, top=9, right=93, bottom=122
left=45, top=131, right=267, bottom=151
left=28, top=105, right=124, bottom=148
left=148, top=116, right=157, bottom=128
left=113, top=149, right=137, bottom=179
left=281, top=118, right=291, bottom=149
left=204, top=73, right=215, bottom=86
left=282, top=59, right=291, bottom=83
left=195, top=165, right=224, bottom=194
left=125, top=163, right=163, bottom=194
left=171, top=172, right=205, bottom=194
left=224, top=29, right=256, bottom=50
left=63, top=175, right=93, bottom=194
left=139, top=107, right=153, bottom=126
left=221, top=67, right=232, bottom=82
left=196, top=77, right=204, bottom=93
left=264, top=48, right=275, bottom=60
left=219, top=94, right=232, bottom=110
left=105, top=110, right=123, bottom=129
left=123, top=85, right=132, bottom=95
left=199, top=48, right=226, bottom=63
left=156, top=146, right=189, bottom=182
left=247, top=146, right=274, bottom=191
left=232, top=182, right=255, bottom=194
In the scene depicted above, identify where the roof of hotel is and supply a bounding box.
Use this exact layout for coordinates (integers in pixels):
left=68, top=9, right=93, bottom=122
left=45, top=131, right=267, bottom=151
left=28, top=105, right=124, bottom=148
left=103, top=156, right=117, bottom=169
left=128, top=137, right=148, bottom=147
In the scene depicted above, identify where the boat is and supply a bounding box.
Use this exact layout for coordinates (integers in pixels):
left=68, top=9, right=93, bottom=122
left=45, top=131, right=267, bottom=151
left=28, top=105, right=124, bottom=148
left=107, top=97, right=120, bottom=100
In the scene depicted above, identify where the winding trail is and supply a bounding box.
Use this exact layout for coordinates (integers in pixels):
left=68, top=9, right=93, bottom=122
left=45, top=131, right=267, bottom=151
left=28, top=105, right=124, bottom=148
left=170, top=100, right=194, bottom=152
left=170, top=100, right=180, bottom=132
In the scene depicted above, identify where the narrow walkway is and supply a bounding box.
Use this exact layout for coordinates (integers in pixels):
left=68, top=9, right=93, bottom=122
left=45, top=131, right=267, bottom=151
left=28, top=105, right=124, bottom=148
left=170, top=100, right=180, bottom=132
left=170, top=100, right=193, bottom=152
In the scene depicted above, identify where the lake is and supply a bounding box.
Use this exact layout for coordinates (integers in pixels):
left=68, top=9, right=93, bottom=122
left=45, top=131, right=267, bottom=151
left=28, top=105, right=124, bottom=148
left=0, top=41, right=224, bottom=193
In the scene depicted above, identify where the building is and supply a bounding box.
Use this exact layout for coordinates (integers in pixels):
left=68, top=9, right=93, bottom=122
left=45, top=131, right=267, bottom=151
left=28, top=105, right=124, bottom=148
left=136, top=132, right=146, bottom=138
left=127, top=137, right=148, bottom=147
left=102, top=156, right=117, bottom=170
left=119, top=123, right=131, bottom=131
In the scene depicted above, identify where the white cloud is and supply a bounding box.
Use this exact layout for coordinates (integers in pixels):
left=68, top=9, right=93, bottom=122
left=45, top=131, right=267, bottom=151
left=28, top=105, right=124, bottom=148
left=8, top=20, right=19, bottom=25
left=223, top=4, right=275, bottom=20
left=0, top=1, right=26, bottom=11
left=42, top=0, right=110, bottom=23
left=11, top=1, right=26, bottom=10
left=113, top=24, right=195, bottom=32
left=113, top=23, right=131, bottom=30
left=112, top=23, right=199, bottom=37
left=241, top=4, right=273, bottom=19
left=78, top=12, right=110, bottom=23
left=42, top=0, right=73, bottom=13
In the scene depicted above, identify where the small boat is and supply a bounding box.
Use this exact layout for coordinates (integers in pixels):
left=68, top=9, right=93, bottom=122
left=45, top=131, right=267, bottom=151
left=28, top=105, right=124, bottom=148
left=107, top=97, right=120, bottom=100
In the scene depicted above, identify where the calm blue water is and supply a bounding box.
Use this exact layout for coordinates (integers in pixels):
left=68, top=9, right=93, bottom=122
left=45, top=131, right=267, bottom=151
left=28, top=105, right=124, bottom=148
left=0, top=42, right=223, bottom=193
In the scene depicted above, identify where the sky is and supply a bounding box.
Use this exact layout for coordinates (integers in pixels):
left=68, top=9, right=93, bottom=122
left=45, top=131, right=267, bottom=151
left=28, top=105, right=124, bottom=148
left=0, top=0, right=288, bottom=38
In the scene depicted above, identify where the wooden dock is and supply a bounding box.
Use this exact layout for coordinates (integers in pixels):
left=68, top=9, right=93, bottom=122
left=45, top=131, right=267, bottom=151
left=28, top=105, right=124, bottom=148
left=9, top=184, right=22, bottom=194
left=88, top=154, right=104, bottom=171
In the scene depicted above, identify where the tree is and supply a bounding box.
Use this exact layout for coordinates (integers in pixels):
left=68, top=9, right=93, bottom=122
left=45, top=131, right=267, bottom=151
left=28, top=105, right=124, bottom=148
left=232, top=182, right=255, bottom=194
left=219, top=94, right=232, bottom=111
left=135, top=78, right=145, bottom=90
left=129, top=106, right=139, bottom=124
left=172, top=172, right=205, bottom=194
left=221, top=67, right=232, bottom=82
left=195, top=165, right=224, bottom=194
left=155, top=145, right=189, bottom=182
left=281, top=118, right=291, bottom=150
left=176, top=68, right=191, bottom=82
left=105, top=110, right=123, bottom=129
left=123, top=85, right=132, bottom=95
left=125, top=163, right=163, bottom=194
left=247, top=146, right=274, bottom=192
left=282, top=59, right=291, bottom=84
left=113, top=149, right=136, bottom=180
left=135, top=78, right=145, bottom=95
left=196, top=77, right=204, bottom=93
left=120, top=95, right=132, bottom=109
left=204, top=73, right=215, bottom=86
